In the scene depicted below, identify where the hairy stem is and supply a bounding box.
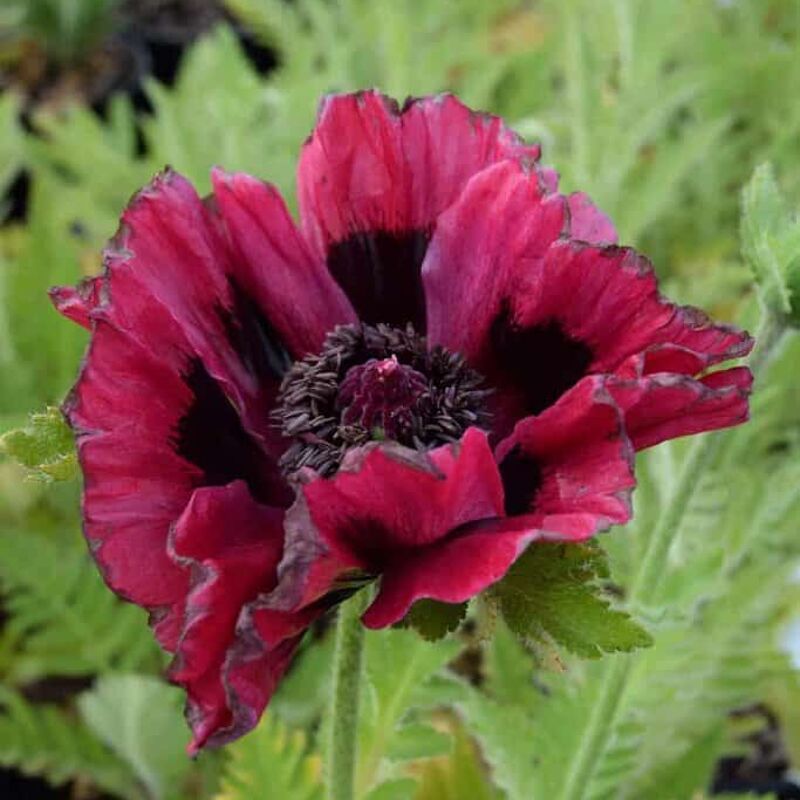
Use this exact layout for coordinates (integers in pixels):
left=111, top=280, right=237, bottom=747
left=558, top=311, right=786, bottom=800
left=326, top=590, right=369, bottom=800
left=748, top=309, right=786, bottom=380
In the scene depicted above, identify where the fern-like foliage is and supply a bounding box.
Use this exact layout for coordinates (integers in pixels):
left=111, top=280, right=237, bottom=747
left=215, top=713, right=323, bottom=800
left=0, top=685, right=138, bottom=798
left=354, top=628, right=462, bottom=796
left=5, top=0, right=121, bottom=65
left=0, top=528, right=160, bottom=682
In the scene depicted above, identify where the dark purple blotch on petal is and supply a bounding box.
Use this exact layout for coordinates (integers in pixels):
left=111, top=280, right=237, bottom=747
left=174, top=359, right=287, bottom=506
left=489, top=306, right=594, bottom=417
left=498, top=444, right=543, bottom=515
left=218, top=277, right=293, bottom=384
left=326, top=229, right=430, bottom=329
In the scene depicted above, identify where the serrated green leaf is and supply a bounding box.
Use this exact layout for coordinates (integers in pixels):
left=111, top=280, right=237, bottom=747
left=215, top=713, right=323, bottom=800
left=491, top=542, right=653, bottom=658
left=78, top=675, right=192, bottom=800
left=400, top=599, right=468, bottom=641
left=1, top=406, right=77, bottom=482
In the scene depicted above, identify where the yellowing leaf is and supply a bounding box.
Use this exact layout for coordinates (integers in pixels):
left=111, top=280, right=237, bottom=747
left=215, top=713, right=322, bottom=800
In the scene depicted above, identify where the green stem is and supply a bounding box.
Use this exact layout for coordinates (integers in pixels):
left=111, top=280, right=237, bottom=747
left=326, top=590, right=369, bottom=800
left=748, top=310, right=786, bottom=381
left=558, top=311, right=786, bottom=800
left=559, top=434, right=714, bottom=800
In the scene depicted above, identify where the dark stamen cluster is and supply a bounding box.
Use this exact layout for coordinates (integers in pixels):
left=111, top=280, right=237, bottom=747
left=274, top=323, right=491, bottom=477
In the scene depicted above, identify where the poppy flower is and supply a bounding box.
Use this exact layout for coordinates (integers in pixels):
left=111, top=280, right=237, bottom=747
left=51, top=91, right=753, bottom=752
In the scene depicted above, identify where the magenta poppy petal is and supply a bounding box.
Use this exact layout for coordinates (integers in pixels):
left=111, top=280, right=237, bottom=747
left=362, top=458, right=633, bottom=630
left=427, top=186, right=751, bottom=432
left=396, top=94, right=540, bottom=228
left=422, top=159, right=570, bottom=432
left=567, top=192, right=618, bottom=245
left=69, top=322, right=196, bottom=648
left=203, top=596, right=325, bottom=751
left=166, top=481, right=286, bottom=752
left=423, top=163, right=615, bottom=362
left=63, top=170, right=298, bottom=648
left=362, top=523, right=539, bottom=629
left=204, top=633, right=305, bottom=751
left=69, top=317, right=289, bottom=648
left=297, top=91, right=540, bottom=328
left=91, top=169, right=292, bottom=477
left=298, top=427, right=504, bottom=568
left=299, top=91, right=539, bottom=249
left=614, top=343, right=711, bottom=378
left=423, top=158, right=567, bottom=355
left=49, top=276, right=104, bottom=329
left=509, top=241, right=753, bottom=376
left=608, top=367, right=753, bottom=450
left=100, top=170, right=293, bottom=450
left=266, top=429, right=504, bottom=631
left=496, top=375, right=635, bottom=525
left=210, top=169, right=357, bottom=356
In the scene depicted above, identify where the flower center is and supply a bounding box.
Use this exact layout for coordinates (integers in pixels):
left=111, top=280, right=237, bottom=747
left=275, top=324, right=490, bottom=477
left=338, top=355, right=428, bottom=440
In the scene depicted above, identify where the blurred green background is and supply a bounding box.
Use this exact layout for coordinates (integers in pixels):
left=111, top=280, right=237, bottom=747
left=1, top=1, right=800, bottom=799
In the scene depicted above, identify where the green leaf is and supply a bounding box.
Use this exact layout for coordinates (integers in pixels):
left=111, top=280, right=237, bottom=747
left=0, top=528, right=159, bottom=681
left=143, top=26, right=281, bottom=197
left=633, top=725, right=725, bottom=800
left=414, top=723, right=503, bottom=800
left=8, top=0, right=121, bottom=64
left=483, top=620, right=541, bottom=708
left=741, top=163, right=800, bottom=322
left=355, top=628, right=461, bottom=796
left=490, top=542, right=653, bottom=658
left=0, top=406, right=77, bottom=482
left=0, top=686, right=138, bottom=799
left=1, top=176, right=92, bottom=406
left=215, top=713, right=323, bottom=800
left=385, top=723, right=452, bottom=762
left=271, top=633, right=333, bottom=729
left=458, top=695, right=539, bottom=800
left=400, top=599, right=468, bottom=641
left=78, top=675, right=192, bottom=800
